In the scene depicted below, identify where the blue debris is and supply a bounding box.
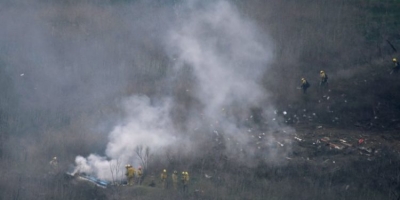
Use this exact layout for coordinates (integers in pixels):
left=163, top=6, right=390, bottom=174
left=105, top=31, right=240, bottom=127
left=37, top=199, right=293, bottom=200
left=66, top=172, right=110, bottom=188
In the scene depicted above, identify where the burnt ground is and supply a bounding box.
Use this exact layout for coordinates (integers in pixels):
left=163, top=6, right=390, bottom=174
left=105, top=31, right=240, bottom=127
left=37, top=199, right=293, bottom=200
left=43, top=61, right=400, bottom=200
left=59, top=124, right=400, bottom=200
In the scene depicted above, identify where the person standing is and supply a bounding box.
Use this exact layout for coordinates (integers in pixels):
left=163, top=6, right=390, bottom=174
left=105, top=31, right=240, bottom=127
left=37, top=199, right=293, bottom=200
left=171, top=170, right=178, bottom=190
left=161, top=169, right=168, bottom=189
left=137, top=166, right=143, bottom=185
left=125, top=165, right=135, bottom=186
left=181, top=171, right=190, bottom=192
left=300, top=78, right=310, bottom=94
left=319, top=70, right=328, bottom=87
left=391, top=58, right=399, bottom=74
left=49, top=156, right=58, bottom=174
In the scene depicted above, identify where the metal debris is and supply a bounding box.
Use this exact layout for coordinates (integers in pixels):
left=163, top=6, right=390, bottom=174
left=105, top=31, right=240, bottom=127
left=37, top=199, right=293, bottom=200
left=294, top=137, right=302, bottom=142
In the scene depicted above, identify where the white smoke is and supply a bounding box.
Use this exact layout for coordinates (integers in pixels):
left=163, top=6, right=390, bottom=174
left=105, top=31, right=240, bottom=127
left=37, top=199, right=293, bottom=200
left=73, top=96, right=178, bottom=180
left=167, top=0, right=292, bottom=164
left=74, top=0, right=293, bottom=180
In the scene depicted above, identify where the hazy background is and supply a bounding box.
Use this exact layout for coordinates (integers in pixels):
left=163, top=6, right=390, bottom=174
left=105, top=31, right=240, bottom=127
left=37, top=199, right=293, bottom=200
left=0, top=0, right=399, bottom=199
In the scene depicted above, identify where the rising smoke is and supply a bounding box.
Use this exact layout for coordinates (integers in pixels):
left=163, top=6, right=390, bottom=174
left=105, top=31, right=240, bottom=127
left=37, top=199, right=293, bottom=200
left=69, top=0, right=294, bottom=180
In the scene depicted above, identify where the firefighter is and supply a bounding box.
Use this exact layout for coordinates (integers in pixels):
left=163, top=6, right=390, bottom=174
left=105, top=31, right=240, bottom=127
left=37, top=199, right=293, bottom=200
left=125, top=165, right=135, bottom=186
left=49, top=156, right=58, bottom=167
left=161, top=169, right=167, bottom=189
left=49, top=156, right=58, bottom=174
left=319, top=70, right=328, bottom=87
left=391, top=58, right=399, bottom=74
left=300, top=78, right=310, bottom=94
left=172, top=170, right=178, bottom=190
left=137, top=166, right=143, bottom=185
left=181, top=171, right=190, bottom=192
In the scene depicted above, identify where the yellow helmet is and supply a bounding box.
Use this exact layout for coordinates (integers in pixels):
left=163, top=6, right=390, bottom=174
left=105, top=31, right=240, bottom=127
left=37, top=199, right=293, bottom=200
left=182, top=171, right=185, bottom=174
left=185, top=172, right=188, bottom=175
left=163, top=169, right=166, bottom=172
left=394, top=58, right=397, bottom=62
left=320, top=70, right=324, bottom=74
left=301, top=78, right=305, bottom=81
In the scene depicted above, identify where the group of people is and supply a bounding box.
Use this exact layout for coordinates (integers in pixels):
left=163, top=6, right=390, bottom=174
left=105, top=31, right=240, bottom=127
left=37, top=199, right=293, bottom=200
left=124, top=164, right=143, bottom=186
left=124, top=166, right=190, bottom=191
left=161, top=169, right=190, bottom=192
left=300, top=70, right=328, bottom=94
left=300, top=57, right=399, bottom=94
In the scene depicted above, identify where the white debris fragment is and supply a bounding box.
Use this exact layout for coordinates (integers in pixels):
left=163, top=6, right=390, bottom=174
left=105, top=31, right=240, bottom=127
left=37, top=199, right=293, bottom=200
left=294, top=137, right=302, bottom=142
left=273, top=118, right=276, bottom=121
left=317, top=126, right=323, bottom=129
left=248, top=129, right=252, bottom=133
left=20, top=73, right=24, bottom=76
left=327, top=96, right=330, bottom=100
left=274, top=110, right=277, bottom=114
left=345, top=100, right=347, bottom=103
left=283, top=111, right=287, bottom=115
left=313, top=113, right=316, bottom=116
left=214, top=130, right=219, bottom=136
left=277, top=142, right=284, bottom=147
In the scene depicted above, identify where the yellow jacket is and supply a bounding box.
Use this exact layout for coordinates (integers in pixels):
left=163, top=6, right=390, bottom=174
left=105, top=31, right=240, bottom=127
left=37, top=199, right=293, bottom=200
left=126, top=167, right=135, bottom=178
left=161, top=172, right=167, bottom=180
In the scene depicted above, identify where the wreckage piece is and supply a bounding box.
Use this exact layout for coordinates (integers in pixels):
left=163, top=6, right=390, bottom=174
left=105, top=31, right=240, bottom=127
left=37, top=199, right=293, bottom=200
left=65, top=172, right=110, bottom=188
left=320, top=137, right=345, bottom=150
left=358, top=146, right=374, bottom=154
left=339, top=139, right=353, bottom=147
left=328, top=143, right=345, bottom=150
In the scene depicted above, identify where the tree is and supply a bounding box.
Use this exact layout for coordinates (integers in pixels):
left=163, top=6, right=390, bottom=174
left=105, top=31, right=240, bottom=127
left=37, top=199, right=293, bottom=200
left=135, top=145, right=151, bottom=170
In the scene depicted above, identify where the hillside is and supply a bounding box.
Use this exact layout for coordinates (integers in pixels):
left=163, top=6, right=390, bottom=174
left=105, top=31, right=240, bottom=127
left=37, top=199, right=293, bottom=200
left=0, top=0, right=400, bottom=200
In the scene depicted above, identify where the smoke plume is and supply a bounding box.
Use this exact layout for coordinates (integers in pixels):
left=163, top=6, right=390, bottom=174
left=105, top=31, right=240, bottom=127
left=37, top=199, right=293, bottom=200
left=73, top=0, right=293, bottom=180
